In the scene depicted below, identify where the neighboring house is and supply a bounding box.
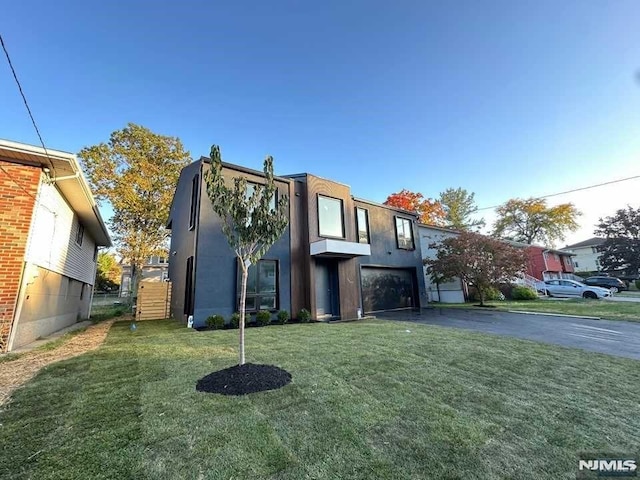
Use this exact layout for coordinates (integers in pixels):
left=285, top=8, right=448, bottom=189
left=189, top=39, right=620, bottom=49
left=418, top=224, right=466, bottom=303
left=564, top=237, right=605, bottom=273
left=0, top=139, right=111, bottom=352
left=119, top=255, right=169, bottom=296
left=522, top=244, right=577, bottom=281
left=167, top=157, right=428, bottom=327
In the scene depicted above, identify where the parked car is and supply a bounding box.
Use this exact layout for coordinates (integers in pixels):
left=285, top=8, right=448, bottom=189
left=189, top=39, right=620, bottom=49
left=583, top=276, right=627, bottom=293
left=543, top=279, right=612, bottom=299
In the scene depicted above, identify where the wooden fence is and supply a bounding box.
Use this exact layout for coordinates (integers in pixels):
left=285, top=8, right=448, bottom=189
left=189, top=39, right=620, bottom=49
left=136, top=282, right=171, bottom=321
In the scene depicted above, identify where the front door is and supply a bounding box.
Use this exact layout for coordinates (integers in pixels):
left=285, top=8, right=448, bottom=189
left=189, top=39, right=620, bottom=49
left=315, top=259, right=339, bottom=318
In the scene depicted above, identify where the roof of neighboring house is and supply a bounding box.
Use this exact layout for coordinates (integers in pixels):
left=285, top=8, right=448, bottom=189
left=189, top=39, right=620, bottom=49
left=503, top=239, right=576, bottom=256
left=0, top=139, right=111, bottom=246
left=565, top=237, right=605, bottom=249
left=417, top=223, right=461, bottom=235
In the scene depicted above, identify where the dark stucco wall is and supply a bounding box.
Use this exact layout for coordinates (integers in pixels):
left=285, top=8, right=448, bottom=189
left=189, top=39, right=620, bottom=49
left=167, top=160, right=202, bottom=322
left=191, top=161, right=293, bottom=326
left=354, top=199, right=429, bottom=309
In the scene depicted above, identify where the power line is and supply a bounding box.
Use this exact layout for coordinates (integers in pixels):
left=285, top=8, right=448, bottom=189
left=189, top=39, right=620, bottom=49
left=474, top=174, right=640, bottom=212
left=0, top=33, right=56, bottom=175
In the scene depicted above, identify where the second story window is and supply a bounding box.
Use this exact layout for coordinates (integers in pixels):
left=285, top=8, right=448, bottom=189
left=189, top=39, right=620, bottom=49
left=318, top=195, right=344, bottom=238
left=356, top=207, right=369, bottom=244
left=395, top=217, right=414, bottom=250
left=75, top=221, right=84, bottom=246
left=189, top=174, right=199, bottom=230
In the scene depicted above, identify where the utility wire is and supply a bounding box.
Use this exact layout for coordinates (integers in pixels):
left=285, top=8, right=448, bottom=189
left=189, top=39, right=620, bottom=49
left=474, top=174, right=640, bottom=212
left=1, top=33, right=56, bottom=176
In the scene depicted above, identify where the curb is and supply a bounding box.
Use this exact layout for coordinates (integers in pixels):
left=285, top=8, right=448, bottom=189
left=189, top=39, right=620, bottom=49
left=507, top=310, right=601, bottom=320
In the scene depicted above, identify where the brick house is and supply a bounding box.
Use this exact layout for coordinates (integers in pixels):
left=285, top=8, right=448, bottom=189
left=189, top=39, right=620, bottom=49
left=0, top=140, right=111, bottom=352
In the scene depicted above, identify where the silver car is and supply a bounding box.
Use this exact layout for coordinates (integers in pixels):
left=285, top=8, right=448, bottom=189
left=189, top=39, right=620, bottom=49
left=543, top=279, right=612, bottom=299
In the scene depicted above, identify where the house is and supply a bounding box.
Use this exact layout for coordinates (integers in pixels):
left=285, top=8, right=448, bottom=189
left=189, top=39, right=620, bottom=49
left=0, top=139, right=111, bottom=352
left=521, top=244, right=577, bottom=281
left=167, top=157, right=428, bottom=327
left=119, top=255, right=169, bottom=296
left=418, top=224, right=466, bottom=303
left=564, top=237, right=605, bottom=273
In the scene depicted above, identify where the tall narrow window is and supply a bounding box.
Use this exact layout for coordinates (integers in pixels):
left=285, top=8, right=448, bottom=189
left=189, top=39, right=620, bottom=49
left=395, top=217, right=414, bottom=250
left=318, top=195, right=344, bottom=238
left=75, top=221, right=84, bottom=246
left=184, top=256, right=195, bottom=315
left=189, top=174, right=199, bottom=230
left=237, top=260, right=278, bottom=312
left=356, top=208, right=369, bottom=244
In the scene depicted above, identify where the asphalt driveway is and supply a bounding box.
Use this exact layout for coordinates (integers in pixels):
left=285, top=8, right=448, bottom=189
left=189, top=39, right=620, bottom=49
left=377, top=308, right=640, bottom=360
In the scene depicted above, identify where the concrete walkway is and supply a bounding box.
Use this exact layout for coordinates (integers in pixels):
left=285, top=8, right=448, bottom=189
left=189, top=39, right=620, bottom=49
left=377, top=308, right=640, bottom=360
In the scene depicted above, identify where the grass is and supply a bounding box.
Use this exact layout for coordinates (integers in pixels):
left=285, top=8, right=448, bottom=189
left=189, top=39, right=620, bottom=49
left=0, top=328, right=88, bottom=364
left=437, top=299, right=640, bottom=322
left=1, top=320, right=639, bottom=479
left=90, top=304, right=129, bottom=322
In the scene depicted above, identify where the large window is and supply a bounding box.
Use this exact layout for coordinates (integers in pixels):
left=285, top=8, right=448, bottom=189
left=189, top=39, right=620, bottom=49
left=237, top=260, right=278, bottom=311
left=318, top=195, right=344, bottom=238
left=356, top=208, right=369, bottom=244
left=189, top=174, right=199, bottom=230
left=395, top=217, right=414, bottom=250
left=246, top=182, right=277, bottom=210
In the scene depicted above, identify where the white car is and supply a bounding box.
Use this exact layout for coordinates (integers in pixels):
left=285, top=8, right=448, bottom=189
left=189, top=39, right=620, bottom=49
left=543, top=279, right=612, bottom=299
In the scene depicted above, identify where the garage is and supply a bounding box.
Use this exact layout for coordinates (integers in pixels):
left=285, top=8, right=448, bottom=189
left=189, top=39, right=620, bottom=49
left=360, top=267, right=418, bottom=313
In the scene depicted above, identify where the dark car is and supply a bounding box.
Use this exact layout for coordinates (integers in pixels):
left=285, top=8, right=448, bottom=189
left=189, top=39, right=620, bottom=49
left=583, top=276, right=627, bottom=292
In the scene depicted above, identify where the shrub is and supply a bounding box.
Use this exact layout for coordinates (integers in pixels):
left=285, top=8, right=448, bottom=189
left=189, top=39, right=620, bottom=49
left=635, top=280, right=640, bottom=290
left=472, top=286, right=503, bottom=302
left=298, top=308, right=311, bottom=323
left=206, top=314, right=225, bottom=329
left=229, top=312, right=251, bottom=328
left=275, top=310, right=289, bottom=325
left=255, top=310, right=272, bottom=326
left=511, top=285, right=538, bottom=300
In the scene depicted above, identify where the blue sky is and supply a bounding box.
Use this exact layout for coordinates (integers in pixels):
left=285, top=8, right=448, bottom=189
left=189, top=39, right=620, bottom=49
left=2, top=0, right=639, bottom=246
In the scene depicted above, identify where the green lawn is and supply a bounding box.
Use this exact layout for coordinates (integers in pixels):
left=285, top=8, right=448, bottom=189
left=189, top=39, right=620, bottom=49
left=438, top=299, right=640, bottom=322
left=1, top=319, right=639, bottom=479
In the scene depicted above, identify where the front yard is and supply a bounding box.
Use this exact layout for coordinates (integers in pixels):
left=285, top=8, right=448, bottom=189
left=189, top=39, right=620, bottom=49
left=1, top=319, right=639, bottom=479
left=438, top=298, right=640, bottom=322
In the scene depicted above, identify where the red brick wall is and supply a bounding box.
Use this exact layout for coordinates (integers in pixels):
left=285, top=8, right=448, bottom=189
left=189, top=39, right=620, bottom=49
left=0, top=161, right=40, bottom=351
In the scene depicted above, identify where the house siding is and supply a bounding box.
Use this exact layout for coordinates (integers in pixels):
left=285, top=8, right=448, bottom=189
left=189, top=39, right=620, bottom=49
left=25, top=181, right=98, bottom=285
left=0, top=162, right=40, bottom=351
left=418, top=225, right=465, bottom=303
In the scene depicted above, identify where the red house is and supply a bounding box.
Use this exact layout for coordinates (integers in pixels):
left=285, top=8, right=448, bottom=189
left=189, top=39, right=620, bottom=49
left=524, top=245, right=576, bottom=281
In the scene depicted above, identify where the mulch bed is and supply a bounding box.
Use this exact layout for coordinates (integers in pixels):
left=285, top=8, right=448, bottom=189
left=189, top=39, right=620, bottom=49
left=196, top=363, right=292, bottom=396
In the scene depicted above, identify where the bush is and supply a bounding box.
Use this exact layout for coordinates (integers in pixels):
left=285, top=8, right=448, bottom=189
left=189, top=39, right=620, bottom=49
left=275, top=310, right=289, bottom=325
left=206, top=314, right=225, bottom=329
left=229, top=312, right=251, bottom=328
left=255, top=310, right=272, bottom=326
left=511, top=285, right=538, bottom=300
left=635, top=280, right=640, bottom=290
left=472, top=286, right=503, bottom=302
left=298, top=308, right=311, bottom=323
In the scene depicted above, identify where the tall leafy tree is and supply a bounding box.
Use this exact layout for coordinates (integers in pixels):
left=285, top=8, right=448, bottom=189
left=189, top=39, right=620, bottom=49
left=95, top=251, right=122, bottom=292
left=439, top=187, right=484, bottom=230
left=493, top=198, right=580, bottom=245
left=425, top=232, right=527, bottom=306
left=204, top=145, right=289, bottom=365
left=79, top=123, right=191, bottom=292
left=594, top=205, right=640, bottom=275
left=384, top=189, right=445, bottom=225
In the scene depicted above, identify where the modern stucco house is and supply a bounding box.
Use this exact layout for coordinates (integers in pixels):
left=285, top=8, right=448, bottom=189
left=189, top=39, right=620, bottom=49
left=0, top=139, right=111, bottom=352
left=167, top=157, right=428, bottom=327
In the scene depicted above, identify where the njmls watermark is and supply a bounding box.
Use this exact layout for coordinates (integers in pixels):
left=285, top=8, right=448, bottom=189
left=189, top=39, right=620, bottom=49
left=577, top=453, right=638, bottom=478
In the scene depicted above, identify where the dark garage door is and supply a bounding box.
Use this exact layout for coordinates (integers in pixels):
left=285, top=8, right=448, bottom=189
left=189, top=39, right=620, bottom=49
left=361, top=267, right=417, bottom=313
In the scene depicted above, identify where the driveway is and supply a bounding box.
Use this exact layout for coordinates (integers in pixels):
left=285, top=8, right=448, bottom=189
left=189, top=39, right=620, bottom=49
left=377, top=308, right=640, bottom=360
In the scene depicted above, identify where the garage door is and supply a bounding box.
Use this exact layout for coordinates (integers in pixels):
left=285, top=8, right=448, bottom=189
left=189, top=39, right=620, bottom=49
left=360, top=267, right=417, bottom=313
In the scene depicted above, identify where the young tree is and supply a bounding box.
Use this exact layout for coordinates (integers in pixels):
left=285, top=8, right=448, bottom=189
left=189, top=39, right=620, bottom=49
left=493, top=198, right=580, bottom=245
left=384, top=189, right=445, bottom=225
left=594, top=205, right=640, bottom=275
left=96, top=251, right=122, bottom=292
left=425, top=232, right=527, bottom=306
left=204, top=145, right=289, bottom=365
left=439, top=187, right=484, bottom=230
left=79, top=124, right=191, bottom=293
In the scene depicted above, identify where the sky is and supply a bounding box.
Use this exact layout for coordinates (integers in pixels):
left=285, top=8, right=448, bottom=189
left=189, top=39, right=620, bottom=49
left=2, top=0, right=639, bottom=248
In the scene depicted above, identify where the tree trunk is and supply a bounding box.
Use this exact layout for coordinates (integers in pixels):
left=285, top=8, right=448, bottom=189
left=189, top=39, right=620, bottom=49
left=479, top=287, right=485, bottom=306
left=238, top=262, right=248, bottom=365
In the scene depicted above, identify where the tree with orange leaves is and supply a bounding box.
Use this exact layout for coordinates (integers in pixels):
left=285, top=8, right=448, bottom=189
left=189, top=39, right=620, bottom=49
left=384, top=189, right=446, bottom=225
left=493, top=198, right=580, bottom=245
